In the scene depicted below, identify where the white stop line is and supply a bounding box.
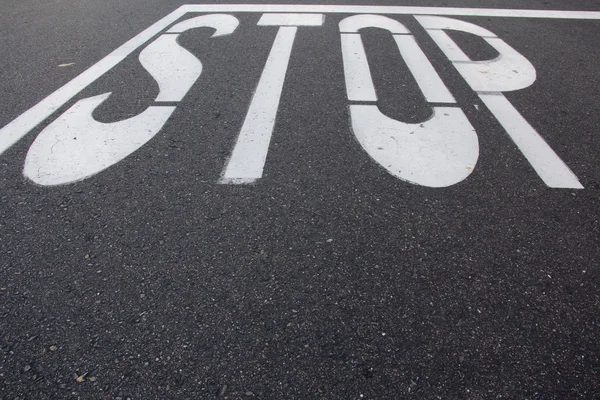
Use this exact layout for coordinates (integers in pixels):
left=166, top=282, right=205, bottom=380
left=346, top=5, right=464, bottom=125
left=2, top=5, right=598, bottom=188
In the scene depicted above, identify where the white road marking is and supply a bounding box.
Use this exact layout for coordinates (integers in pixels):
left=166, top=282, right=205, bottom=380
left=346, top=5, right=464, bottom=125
left=166, top=13, right=239, bottom=34
left=139, top=34, right=203, bottom=102
left=339, top=14, right=410, bottom=34
left=257, top=13, right=324, bottom=26
left=0, top=6, right=187, bottom=156
left=0, top=5, right=598, bottom=158
left=419, top=17, right=536, bottom=92
left=339, top=14, right=409, bottom=102
left=141, top=14, right=239, bottom=102
left=23, top=94, right=175, bottom=185
left=24, top=14, right=239, bottom=186
left=350, top=105, right=479, bottom=187
left=479, top=94, right=584, bottom=189
left=219, top=14, right=324, bottom=184
left=340, top=15, right=478, bottom=187
left=181, top=5, right=600, bottom=20
left=341, top=34, right=377, bottom=102
left=393, top=35, right=455, bottom=103
left=0, top=6, right=592, bottom=189
left=418, top=16, right=583, bottom=189
left=416, top=14, right=497, bottom=36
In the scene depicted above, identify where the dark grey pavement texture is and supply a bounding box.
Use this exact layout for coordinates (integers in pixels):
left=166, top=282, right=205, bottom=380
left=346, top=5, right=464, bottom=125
left=1, top=0, right=600, bottom=398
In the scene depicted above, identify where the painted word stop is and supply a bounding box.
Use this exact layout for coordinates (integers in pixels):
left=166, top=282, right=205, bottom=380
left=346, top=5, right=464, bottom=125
left=0, top=7, right=581, bottom=189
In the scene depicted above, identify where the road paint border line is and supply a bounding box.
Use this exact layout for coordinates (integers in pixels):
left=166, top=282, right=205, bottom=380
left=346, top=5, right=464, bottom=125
left=180, top=5, right=600, bottom=20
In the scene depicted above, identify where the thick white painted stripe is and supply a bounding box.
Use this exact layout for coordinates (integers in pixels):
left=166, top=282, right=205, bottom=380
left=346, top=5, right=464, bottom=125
left=479, top=93, right=583, bottom=189
left=393, top=35, right=455, bottom=103
left=258, top=13, right=324, bottom=26
left=0, top=6, right=187, bottom=156
left=181, top=4, right=600, bottom=20
left=340, top=34, right=377, bottom=102
left=219, top=26, right=298, bottom=183
left=425, top=30, right=471, bottom=62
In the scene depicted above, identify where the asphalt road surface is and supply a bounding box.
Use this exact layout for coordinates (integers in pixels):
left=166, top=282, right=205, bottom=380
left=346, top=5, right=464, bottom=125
left=1, top=0, right=599, bottom=399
